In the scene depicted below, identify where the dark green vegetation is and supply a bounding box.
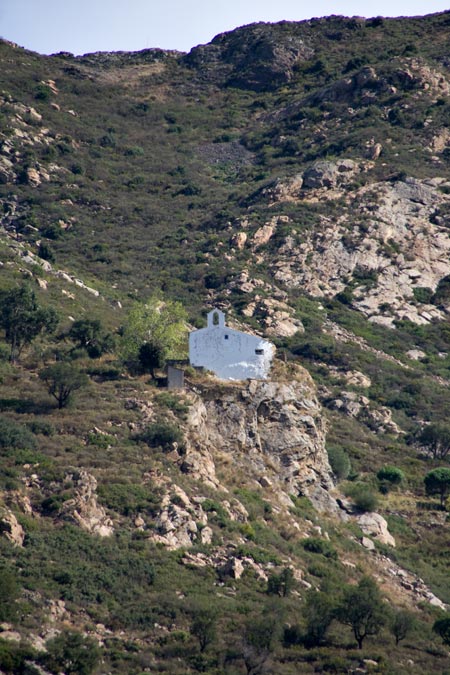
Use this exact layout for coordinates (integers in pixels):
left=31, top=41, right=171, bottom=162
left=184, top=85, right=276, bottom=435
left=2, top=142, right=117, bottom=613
left=1, top=11, right=450, bottom=674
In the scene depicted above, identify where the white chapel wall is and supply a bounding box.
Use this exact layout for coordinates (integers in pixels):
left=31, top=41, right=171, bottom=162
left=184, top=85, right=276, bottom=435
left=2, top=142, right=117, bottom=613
left=189, top=309, right=275, bottom=380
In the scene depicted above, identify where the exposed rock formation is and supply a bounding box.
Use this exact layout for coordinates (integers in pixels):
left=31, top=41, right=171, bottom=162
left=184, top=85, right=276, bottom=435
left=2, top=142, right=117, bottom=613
left=59, top=471, right=114, bottom=537
left=271, top=175, right=450, bottom=324
left=183, top=364, right=334, bottom=510
left=185, top=23, right=314, bottom=91
left=328, top=391, right=403, bottom=435
left=0, top=505, right=25, bottom=546
left=358, top=512, right=396, bottom=547
left=148, top=484, right=212, bottom=549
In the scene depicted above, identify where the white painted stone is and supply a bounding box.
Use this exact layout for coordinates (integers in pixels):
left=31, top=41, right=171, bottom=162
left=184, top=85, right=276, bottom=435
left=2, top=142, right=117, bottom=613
left=189, top=309, right=275, bottom=380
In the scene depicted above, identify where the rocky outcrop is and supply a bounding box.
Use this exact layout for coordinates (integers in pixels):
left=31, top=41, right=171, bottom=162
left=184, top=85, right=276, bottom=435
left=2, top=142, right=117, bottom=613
left=182, top=545, right=270, bottom=582
left=185, top=23, right=314, bottom=91
left=0, top=505, right=25, bottom=546
left=183, top=364, right=334, bottom=509
left=358, top=512, right=396, bottom=547
left=328, top=391, right=403, bottom=435
left=242, top=296, right=304, bottom=338
left=271, top=176, right=450, bottom=325
left=302, top=159, right=359, bottom=190
left=59, top=471, right=114, bottom=537
left=148, top=484, right=212, bottom=549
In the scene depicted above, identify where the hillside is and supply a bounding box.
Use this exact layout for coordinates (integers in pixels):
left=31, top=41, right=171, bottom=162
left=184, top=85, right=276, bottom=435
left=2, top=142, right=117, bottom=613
left=0, top=12, right=450, bottom=675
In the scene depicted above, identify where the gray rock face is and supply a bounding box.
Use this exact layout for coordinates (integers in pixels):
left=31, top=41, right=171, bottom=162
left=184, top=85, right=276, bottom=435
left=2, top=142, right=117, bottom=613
left=185, top=23, right=313, bottom=91
left=59, top=471, right=114, bottom=537
left=328, top=391, right=403, bottom=435
left=184, top=364, right=333, bottom=505
left=358, top=512, right=396, bottom=547
left=302, top=159, right=357, bottom=189
left=0, top=506, right=25, bottom=546
left=148, top=484, right=209, bottom=549
left=271, top=175, right=450, bottom=324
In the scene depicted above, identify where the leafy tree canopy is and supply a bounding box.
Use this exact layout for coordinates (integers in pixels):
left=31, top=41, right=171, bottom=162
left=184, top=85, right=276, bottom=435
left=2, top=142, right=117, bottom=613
left=303, top=589, right=335, bottom=647
left=67, top=318, right=114, bottom=358
left=120, top=294, right=188, bottom=365
left=0, top=284, right=58, bottom=362
left=390, top=608, right=415, bottom=646
left=39, top=362, right=89, bottom=409
left=424, top=467, right=450, bottom=506
left=138, top=340, right=166, bottom=377
left=418, top=424, right=450, bottom=461
left=335, top=576, right=386, bottom=649
left=433, top=614, right=450, bottom=646
left=42, top=630, right=101, bottom=675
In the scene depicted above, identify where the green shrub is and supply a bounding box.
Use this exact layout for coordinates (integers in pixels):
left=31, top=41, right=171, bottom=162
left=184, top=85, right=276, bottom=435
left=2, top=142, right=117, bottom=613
left=26, top=419, right=55, bottom=436
left=201, top=498, right=229, bottom=527
left=377, top=466, right=404, bottom=493
left=0, top=416, right=37, bottom=451
left=97, top=482, right=160, bottom=516
left=42, top=631, right=101, bottom=675
left=137, top=421, right=184, bottom=451
left=0, top=566, right=19, bottom=622
left=86, top=432, right=115, bottom=449
left=0, top=640, right=36, bottom=674
left=327, top=445, right=351, bottom=480
left=345, top=482, right=379, bottom=512
left=34, top=84, right=52, bottom=101
left=303, top=537, right=338, bottom=559
left=413, top=287, right=433, bottom=304
left=155, top=392, right=190, bottom=416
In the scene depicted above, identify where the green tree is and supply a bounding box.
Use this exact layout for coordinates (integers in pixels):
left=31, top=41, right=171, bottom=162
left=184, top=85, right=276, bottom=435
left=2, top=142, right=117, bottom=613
left=335, top=576, right=386, bottom=649
left=267, top=567, right=294, bottom=597
left=42, top=631, right=100, bottom=675
left=0, top=566, right=19, bottom=622
left=240, top=614, right=279, bottom=675
left=138, top=340, right=166, bottom=377
left=190, top=606, right=218, bottom=653
left=120, top=294, right=187, bottom=366
left=39, top=362, right=88, bottom=409
left=424, top=467, right=450, bottom=507
left=433, top=614, right=450, bottom=646
left=389, top=608, right=415, bottom=646
left=418, top=424, right=450, bottom=461
left=0, top=284, right=58, bottom=362
left=303, top=589, right=335, bottom=647
left=68, top=319, right=114, bottom=358
left=327, top=445, right=351, bottom=481
left=377, top=466, right=404, bottom=494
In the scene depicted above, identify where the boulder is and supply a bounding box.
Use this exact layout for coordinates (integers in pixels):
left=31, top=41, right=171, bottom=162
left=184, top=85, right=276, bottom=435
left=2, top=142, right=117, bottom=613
left=0, top=507, right=25, bottom=546
left=218, top=557, right=244, bottom=580
left=231, top=232, right=247, bottom=250
left=26, top=167, right=41, bottom=187
left=361, top=536, right=376, bottom=551
left=252, top=224, right=275, bottom=248
left=59, top=471, right=114, bottom=537
left=358, top=512, right=396, bottom=547
left=303, top=159, right=357, bottom=190
left=148, top=486, right=208, bottom=549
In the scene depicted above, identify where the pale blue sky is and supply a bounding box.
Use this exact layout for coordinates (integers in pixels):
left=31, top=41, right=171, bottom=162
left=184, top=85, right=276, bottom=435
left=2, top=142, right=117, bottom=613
left=1, top=0, right=449, bottom=55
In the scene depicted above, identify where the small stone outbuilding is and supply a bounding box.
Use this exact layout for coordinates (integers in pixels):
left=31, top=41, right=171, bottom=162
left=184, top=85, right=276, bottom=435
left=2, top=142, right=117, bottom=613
left=189, top=309, right=275, bottom=380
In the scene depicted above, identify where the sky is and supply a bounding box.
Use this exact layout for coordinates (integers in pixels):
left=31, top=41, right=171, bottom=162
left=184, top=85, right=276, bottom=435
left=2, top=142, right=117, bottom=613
left=1, top=0, right=450, bottom=56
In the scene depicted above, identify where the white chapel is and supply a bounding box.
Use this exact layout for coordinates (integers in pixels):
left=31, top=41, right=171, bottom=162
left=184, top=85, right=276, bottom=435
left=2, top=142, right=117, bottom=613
left=188, top=308, right=275, bottom=380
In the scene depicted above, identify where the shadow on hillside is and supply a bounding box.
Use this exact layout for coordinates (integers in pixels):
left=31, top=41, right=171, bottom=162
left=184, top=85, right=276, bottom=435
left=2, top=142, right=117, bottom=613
left=0, top=397, right=54, bottom=415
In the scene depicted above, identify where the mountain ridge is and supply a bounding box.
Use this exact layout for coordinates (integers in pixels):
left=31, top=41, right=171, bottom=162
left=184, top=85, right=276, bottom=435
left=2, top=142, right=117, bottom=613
left=1, top=14, right=450, bottom=673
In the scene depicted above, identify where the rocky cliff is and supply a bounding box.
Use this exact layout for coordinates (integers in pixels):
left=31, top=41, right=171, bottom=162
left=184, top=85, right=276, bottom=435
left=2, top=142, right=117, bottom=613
left=183, top=364, right=333, bottom=503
